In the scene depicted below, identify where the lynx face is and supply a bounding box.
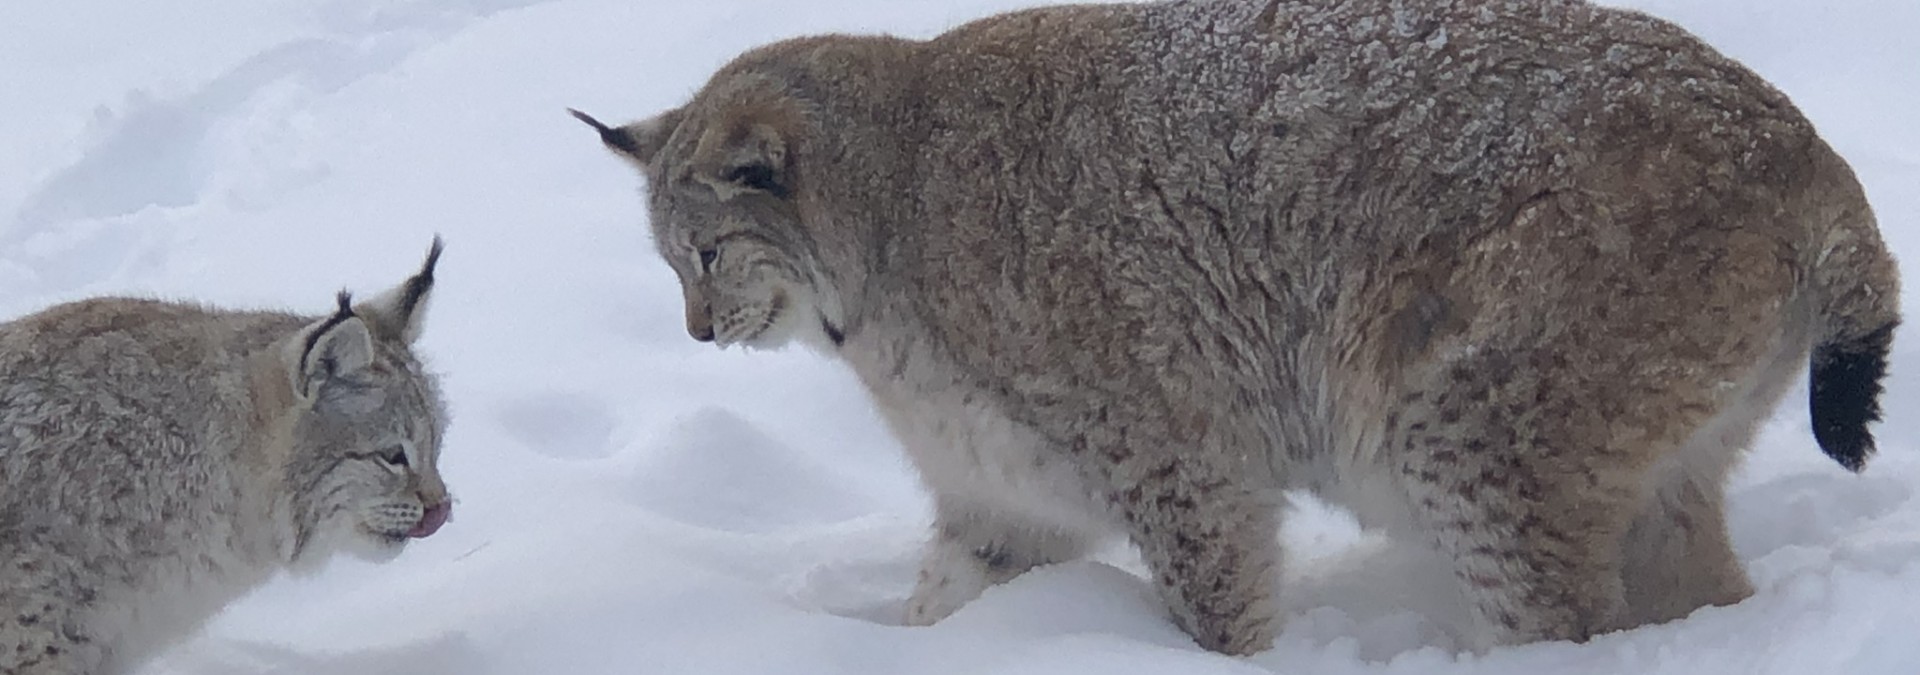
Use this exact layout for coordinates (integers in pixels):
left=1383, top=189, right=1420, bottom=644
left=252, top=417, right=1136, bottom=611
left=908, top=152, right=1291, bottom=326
left=288, top=343, right=449, bottom=564
left=280, top=243, right=453, bottom=567
left=650, top=187, right=824, bottom=350
left=570, top=104, right=836, bottom=350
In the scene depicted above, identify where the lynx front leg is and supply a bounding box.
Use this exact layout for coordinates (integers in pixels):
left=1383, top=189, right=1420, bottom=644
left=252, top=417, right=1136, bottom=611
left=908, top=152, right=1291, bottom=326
left=2, top=556, right=108, bottom=675
left=0, top=621, right=103, bottom=675
left=1114, top=459, right=1281, bottom=655
left=904, top=499, right=1096, bottom=625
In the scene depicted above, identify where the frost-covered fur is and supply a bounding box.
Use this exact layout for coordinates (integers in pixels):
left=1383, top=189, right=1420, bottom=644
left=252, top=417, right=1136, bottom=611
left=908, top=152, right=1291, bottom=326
left=0, top=242, right=452, bottom=674
left=579, top=0, right=1900, bottom=654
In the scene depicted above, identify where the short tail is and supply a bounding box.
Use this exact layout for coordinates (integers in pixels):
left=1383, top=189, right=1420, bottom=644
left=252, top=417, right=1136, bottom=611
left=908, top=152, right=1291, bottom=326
left=1807, top=200, right=1901, bottom=472
left=1810, top=322, right=1896, bottom=472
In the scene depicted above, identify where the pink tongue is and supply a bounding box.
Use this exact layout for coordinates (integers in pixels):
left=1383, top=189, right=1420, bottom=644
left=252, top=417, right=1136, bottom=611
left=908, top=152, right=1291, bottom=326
left=407, top=502, right=451, bottom=538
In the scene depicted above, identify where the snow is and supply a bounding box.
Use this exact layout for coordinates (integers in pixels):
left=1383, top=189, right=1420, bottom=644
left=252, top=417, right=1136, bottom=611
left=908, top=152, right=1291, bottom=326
left=1, top=0, right=1915, bottom=672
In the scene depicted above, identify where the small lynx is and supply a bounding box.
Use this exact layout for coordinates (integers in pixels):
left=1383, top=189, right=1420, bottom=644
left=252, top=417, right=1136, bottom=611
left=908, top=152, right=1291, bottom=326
left=579, top=0, right=1898, bottom=655
left=0, top=241, right=452, bottom=674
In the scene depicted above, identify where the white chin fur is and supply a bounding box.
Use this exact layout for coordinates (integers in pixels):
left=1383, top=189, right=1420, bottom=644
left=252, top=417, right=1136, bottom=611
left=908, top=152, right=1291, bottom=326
left=739, top=318, right=801, bottom=350
left=290, top=522, right=407, bottom=573
left=730, top=293, right=821, bottom=351
left=351, top=528, right=410, bottom=562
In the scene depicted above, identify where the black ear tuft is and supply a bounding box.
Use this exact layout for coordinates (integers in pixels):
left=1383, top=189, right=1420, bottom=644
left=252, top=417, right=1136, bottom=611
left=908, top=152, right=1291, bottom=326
left=569, top=108, right=639, bottom=154
left=571, top=107, right=686, bottom=168
left=398, top=235, right=443, bottom=321
left=351, top=236, right=443, bottom=345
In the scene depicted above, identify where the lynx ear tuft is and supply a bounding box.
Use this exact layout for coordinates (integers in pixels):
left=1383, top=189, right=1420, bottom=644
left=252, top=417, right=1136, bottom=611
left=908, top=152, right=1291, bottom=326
left=569, top=108, right=638, bottom=154
left=355, top=236, right=442, bottom=345
left=570, top=107, right=685, bottom=169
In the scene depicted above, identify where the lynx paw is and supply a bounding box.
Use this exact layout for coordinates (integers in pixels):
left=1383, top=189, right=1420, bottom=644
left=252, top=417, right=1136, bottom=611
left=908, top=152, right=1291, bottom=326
left=903, top=546, right=992, bottom=626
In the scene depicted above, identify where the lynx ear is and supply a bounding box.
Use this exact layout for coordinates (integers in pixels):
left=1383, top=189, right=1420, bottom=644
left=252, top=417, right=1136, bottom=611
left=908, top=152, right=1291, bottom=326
left=354, top=236, right=442, bottom=345
left=289, top=292, right=375, bottom=403
left=570, top=107, right=684, bottom=170
left=691, top=116, right=790, bottom=200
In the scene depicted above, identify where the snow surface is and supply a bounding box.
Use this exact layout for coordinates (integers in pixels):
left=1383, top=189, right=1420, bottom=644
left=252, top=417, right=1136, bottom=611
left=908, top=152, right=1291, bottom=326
left=1, top=0, right=1916, bottom=673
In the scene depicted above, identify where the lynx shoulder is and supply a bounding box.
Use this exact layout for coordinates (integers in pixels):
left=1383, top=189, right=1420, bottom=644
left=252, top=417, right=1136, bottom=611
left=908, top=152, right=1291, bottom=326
left=0, top=241, right=453, bottom=674
left=579, top=0, right=1898, bottom=654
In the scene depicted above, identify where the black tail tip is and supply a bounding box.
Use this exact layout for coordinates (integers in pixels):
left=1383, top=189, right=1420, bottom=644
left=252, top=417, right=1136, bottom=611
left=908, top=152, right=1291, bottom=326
left=1810, top=322, right=1897, bottom=473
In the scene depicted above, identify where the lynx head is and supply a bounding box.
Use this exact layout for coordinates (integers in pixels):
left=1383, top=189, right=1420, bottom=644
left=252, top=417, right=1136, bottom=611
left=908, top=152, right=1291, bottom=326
left=571, top=81, right=845, bottom=351
left=276, top=239, right=452, bottom=567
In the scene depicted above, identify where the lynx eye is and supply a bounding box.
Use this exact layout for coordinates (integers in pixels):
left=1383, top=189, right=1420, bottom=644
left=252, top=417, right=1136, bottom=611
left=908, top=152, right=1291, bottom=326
left=699, top=248, right=718, bottom=272
left=380, top=445, right=410, bottom=468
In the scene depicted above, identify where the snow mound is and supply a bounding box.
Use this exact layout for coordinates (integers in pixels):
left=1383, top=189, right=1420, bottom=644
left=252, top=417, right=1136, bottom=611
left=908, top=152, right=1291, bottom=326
left=627, top=406, right=887, bottom=532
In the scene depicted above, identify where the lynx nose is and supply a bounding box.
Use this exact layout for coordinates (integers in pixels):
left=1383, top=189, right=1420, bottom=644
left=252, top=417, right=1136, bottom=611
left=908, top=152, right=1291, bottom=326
left=689, top=323, right=715, bottom=342
left=407, top=501, right=451, bottom=538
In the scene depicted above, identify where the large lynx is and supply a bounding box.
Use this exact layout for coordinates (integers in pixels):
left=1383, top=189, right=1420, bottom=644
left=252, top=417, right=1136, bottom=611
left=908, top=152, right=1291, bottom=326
left=578, top=0, right=1899, bottom=654
left=0, top=241, right=452, bottom=674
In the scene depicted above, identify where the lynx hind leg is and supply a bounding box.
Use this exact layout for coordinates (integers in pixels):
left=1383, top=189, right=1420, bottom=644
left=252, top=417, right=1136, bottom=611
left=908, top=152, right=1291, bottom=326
left=904, top=500, right=1098, bottom=626
left=1618, top=334, right=1805, bottom=625
left=1618, top=461, right=1751, bottom=627
left=1621, top=309, right=1814, bottom=626
left=1395, top=348, right=1701, bottom=648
